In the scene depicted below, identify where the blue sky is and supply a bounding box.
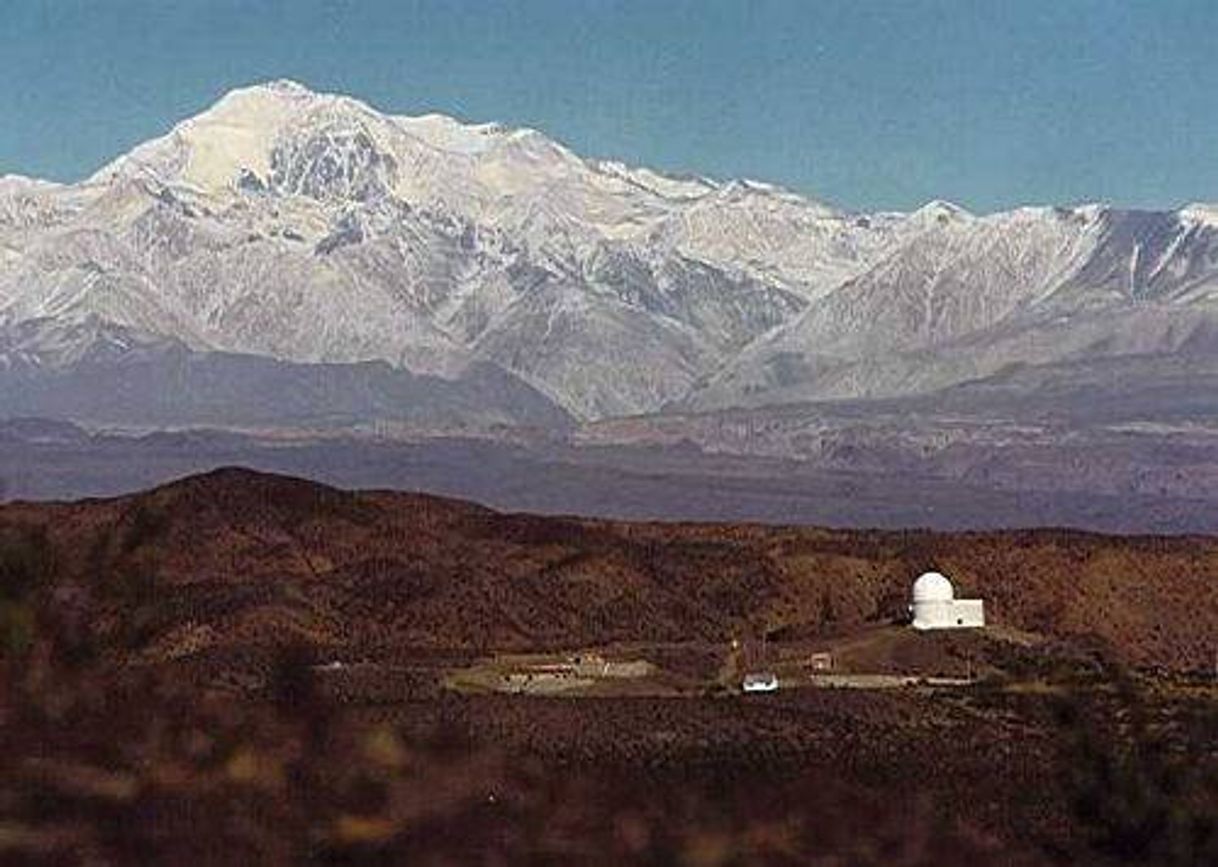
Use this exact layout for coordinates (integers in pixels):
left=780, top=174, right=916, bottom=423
left=2, top=0, right=1216, bottom=213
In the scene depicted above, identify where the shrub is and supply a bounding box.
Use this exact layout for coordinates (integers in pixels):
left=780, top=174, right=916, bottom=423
left=1057, top=675, right=1218, bottom=865
left=0, top=527, right=53, bottom=658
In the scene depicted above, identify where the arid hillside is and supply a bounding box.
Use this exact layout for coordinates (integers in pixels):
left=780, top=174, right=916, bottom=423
left=2, top=467, right=1215, bottom=671
left=3, top=468, right=1217, bottom=866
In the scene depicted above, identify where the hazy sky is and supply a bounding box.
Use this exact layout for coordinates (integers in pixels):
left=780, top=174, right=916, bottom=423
left=3, top=0, right=1216, bottom=213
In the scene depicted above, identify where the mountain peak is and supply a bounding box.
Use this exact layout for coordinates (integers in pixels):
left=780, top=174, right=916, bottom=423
left=254, top=78, right=316, bottom=96
left=910, top=199, right=973, bottom=224
left=6, top=80, right=1218, bottom=432
left=395, top=112, right=517, bottom=156
left=88, top=79, right=382, bottom=193
left=203, top=78, right=325, bottom=116
left=1181, top=202, right=1218, bottom=228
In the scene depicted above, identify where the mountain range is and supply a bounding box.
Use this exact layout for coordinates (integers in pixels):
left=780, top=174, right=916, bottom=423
left=5, top=79, right=1217, bottom=431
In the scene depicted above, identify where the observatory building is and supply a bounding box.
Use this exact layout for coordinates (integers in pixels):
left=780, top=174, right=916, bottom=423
left=910, top=571, right=985, bottom=630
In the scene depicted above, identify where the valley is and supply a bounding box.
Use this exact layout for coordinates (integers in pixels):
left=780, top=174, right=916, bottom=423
left=4, top=412, right=1218, bottom=534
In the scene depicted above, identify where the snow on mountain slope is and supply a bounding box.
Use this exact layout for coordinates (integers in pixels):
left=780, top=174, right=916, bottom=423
left=682, top=205, right=1218, bottom=410
left=1181, top=202, right=1218, bottom=228
left=0, top=176, right=71, bottom=229
left=5, top=80, right=1218, bottom=427
left=786, top=205, right=1100, bottom=356
left=645, top=180, right=914, bottom=300
left=2, top=80, right=875, bottom=420
left=472, top=280, right=715, bottom=419
left=88, top=81, right=701, bottom=247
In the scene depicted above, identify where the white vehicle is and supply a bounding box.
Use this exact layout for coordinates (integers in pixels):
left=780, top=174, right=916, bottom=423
left=741, top=672, right=779, bottom=693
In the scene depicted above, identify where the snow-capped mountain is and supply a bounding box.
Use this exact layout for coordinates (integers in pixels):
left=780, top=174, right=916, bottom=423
left=680, top=204, right=1218, bottom=410
left=3, top=80, right=1218, bottom=429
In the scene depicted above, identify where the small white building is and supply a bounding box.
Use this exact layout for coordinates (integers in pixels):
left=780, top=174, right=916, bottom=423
left=741, top=672, right=779, bottom=693
left=910, top=571, right=985, bottom=630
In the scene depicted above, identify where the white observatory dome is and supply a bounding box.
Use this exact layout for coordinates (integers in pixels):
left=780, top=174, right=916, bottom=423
left=910, top=570, right=984, bottom=631
left=912, top=571, right=955, bottom=602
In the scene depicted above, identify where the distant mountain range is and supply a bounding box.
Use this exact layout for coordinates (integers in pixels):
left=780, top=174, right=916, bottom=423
left=5, top=79, right=1217, bottom=431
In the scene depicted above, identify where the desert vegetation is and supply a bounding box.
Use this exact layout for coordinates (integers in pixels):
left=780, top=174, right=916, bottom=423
left=1, top=468, right=1216, bottom=865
